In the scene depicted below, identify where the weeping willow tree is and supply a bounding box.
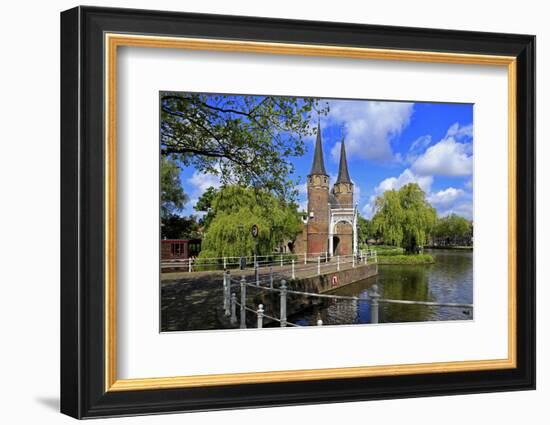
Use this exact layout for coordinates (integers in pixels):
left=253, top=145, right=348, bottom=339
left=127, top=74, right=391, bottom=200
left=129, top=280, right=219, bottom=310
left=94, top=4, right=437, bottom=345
left=372, top=183, right=436, bottom=253
left=197, top=185, right=302, bottom=260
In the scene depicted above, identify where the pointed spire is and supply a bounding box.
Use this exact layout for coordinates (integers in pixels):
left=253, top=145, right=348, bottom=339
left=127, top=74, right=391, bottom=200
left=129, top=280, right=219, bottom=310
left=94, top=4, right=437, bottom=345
left=309, top=121, right=327, bottom=176
left=335, top=137, right=351, bottom=184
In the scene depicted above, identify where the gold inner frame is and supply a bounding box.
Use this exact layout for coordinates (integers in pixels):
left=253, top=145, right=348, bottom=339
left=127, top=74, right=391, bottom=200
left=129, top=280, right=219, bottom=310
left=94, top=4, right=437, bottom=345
left=104, top=33, right=517, bottom=392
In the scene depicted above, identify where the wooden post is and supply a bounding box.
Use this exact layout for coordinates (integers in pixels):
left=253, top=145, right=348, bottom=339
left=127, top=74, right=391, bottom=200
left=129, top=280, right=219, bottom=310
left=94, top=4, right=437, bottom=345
left=280, top=280, right=287, bottom=327
left=257, top=304, right=264, bottom=328
left=269, top=266, right=273, bottom=288
left=352, top=254, right=355, bottom=268
left=240, top=275, right=247, bottom=329
left=337, top=255, right=340, bottom=271
left=291, top=259, right=295, bottom=279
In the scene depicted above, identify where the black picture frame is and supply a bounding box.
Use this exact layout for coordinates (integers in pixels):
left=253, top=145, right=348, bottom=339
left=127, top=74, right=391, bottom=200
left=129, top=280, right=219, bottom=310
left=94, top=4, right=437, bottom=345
left=60, top=5, right=535, bottom=419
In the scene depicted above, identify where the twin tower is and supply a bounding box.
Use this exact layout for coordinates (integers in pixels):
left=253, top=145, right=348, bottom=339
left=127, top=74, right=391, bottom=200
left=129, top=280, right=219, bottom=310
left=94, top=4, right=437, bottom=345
left=297, top=122, right=357, bottom=258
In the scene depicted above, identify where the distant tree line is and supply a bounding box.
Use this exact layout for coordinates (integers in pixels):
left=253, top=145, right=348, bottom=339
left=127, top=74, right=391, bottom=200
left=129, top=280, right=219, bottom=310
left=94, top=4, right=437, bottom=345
left=357, top=183, right=472, bottom=252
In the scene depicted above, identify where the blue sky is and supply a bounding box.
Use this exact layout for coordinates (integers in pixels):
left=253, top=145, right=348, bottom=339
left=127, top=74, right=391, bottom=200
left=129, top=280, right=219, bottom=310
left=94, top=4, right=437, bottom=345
left=176, top=97, right=473, bottom=220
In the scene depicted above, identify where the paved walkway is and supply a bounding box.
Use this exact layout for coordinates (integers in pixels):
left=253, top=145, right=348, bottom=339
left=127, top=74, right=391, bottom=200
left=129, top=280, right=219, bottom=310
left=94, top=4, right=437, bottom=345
left=160, top=258, right=375, bottom=331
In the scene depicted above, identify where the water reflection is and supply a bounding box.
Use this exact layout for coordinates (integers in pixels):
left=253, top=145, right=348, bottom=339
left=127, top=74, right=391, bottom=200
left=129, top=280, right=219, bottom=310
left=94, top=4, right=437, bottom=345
left=291, top=249, right=473, bottom=326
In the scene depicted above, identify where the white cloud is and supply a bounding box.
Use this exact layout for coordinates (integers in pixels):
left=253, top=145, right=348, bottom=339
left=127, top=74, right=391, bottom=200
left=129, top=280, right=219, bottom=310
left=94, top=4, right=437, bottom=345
left=406, top=135, right=432, bottom=163
left=362, top=198, right=377, bottom=218
left=438, top=202, right=473, bottom=220
left=411, top=123, right=473, bottom=177
left=327, top=100, right=414, bottom=162
left=446, top=122, right=473, bottom=140
left=427, top=187, right=465, bottom=209
left=353, top=182, right=361, bottom=203
left=187, top=171, right=221, bottom=194
left=412, top=137, right=472, bottom=177
left=375, top=168, right=433, bottom=195
left=361, top=168, right=433, bottom=218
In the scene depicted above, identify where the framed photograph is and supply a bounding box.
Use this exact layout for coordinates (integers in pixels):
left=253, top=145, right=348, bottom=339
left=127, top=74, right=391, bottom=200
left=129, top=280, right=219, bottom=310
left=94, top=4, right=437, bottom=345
left=60, top=6, right=535, bottom=419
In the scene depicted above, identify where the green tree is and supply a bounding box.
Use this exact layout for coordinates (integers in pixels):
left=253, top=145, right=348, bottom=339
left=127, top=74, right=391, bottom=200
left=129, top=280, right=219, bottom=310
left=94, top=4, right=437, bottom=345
left=161, top=93, right=328, bottom=199
left=161, top=214, right=200, bottom=239
left=357, top=215, right=374, bottom=247
left=198, top=185, right=302, bottom=258
left=434, top=214, right=471, bottom=245
left=372, top=183, right=436, bottom=253
left=160, top=156, right=187, bottom=219
left=372, top=190, right=404, bottom=247
left=194, top=186, right=218, bottom=228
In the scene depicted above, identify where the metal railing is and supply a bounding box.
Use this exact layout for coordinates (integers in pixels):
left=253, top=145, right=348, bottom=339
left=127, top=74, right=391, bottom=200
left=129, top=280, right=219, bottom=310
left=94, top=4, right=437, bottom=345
left=222, top=271, right=473, bottom=329
left=162, top=249, right=378, bottom=274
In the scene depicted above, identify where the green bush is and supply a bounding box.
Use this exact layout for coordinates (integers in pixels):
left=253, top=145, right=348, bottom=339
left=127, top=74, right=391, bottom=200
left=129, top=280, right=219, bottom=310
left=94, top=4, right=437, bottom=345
left=377, top=254, right=434, bottom=265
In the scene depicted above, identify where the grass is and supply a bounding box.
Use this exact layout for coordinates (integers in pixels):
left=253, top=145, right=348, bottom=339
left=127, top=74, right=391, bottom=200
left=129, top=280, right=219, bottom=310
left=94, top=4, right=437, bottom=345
left=377, top=254, right=435, bottom=265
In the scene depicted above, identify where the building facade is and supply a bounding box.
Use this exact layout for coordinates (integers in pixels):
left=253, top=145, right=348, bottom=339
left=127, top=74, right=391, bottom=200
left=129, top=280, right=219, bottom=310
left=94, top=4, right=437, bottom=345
left=294, top=123, right=358, bottom=258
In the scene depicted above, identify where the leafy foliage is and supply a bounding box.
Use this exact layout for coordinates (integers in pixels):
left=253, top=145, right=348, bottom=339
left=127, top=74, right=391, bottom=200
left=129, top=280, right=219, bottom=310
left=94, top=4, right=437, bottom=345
left=160, top=156, right=187, bottom=219
left=198, top=185, right=303, bottom=258
left=372, top=183, right=437, bottom=253
left=160, top=93, right=328, bottom=199
left=161, top=214, right=200, bottom=239
left=376, top=254, right=435, bottom=265
left=357, top=215, right=374, bottom=246
left=194, top=186, right=218, bottom=228
left=434, top=214, right=472, bottom=245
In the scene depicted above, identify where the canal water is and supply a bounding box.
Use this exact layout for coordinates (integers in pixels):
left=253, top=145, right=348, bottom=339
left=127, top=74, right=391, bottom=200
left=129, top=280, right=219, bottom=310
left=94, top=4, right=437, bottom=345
left=291, top=249, right=473, bottom=326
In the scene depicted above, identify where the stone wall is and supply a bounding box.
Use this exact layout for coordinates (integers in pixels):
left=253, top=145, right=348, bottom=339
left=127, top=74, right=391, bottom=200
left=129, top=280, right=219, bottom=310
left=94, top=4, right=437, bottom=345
left=291, top=262, right=378, bottom=294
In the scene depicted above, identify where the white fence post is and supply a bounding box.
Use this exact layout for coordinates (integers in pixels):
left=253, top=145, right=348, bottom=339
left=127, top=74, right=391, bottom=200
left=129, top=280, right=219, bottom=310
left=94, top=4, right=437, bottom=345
left=292, top=260, right=295, bottom=279
left=304, top=252, right=307, bottom=265
left=337, top=255, right=340, bottom=271
left=317, top=256, right=321, bottom=275
left=223, top=270, right=231, bottom=316
left=280, top=255, right=283, bottom=267
left=188, top=258, right=193, bottom=273
left=240, top=275, right=247, bottom=329
left=280, top=280, right=287, bottom=327
left=255, top=263, right=259, bottom=286
left=257, top=304, right=264, bottom=328
left=223, top=256, right=227, bottom=269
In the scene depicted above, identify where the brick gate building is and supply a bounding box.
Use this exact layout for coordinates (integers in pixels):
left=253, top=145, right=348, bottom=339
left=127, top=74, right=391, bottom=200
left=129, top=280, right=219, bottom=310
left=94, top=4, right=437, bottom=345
left=294, top=123, right=358, bottom=258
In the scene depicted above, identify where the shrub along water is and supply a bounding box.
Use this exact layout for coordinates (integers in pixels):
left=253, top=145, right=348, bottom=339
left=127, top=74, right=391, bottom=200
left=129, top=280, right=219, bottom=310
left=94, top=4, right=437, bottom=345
left=376, top=254, right=435, bottom=265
